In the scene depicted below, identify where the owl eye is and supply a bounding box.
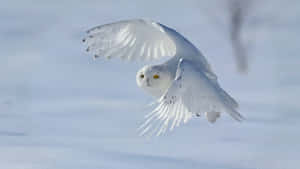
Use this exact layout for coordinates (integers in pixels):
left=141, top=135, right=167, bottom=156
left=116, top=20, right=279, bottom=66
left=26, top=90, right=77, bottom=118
left=140, top=74, right=144, bottom=79
left=153, top=74, right=160, bottom=79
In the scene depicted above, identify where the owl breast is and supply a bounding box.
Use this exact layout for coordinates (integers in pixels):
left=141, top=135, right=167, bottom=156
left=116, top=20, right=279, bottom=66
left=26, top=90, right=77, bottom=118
left=142, top=85, right=167, bottom=98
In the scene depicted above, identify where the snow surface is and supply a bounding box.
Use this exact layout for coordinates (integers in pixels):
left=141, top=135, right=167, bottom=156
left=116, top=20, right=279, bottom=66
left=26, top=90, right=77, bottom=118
left=1, top=0, right=299, bottom=169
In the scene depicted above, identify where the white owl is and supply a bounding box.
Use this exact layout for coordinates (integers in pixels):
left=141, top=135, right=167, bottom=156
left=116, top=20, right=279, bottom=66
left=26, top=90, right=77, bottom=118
left=83, top=19, right=244, bottom=136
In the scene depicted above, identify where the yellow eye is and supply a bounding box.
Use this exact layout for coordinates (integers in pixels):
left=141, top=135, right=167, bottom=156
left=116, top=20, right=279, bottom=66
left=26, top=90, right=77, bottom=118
left=140, top=74, right=144, bottom=79
left=153, top=74, right=160, bottom=79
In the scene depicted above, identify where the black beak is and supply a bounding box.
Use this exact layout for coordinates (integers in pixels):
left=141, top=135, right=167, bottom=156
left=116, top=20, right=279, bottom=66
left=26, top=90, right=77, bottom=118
left=146, top=78, right=150, bottom=87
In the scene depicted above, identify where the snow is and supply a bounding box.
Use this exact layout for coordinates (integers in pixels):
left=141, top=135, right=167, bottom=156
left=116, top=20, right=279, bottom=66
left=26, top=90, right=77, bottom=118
left=1, top=0, right=299, bottom=169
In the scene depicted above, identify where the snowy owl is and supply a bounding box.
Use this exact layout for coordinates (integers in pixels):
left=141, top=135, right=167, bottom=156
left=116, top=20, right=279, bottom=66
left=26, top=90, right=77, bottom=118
left=83, top=19, right=244, bottom=136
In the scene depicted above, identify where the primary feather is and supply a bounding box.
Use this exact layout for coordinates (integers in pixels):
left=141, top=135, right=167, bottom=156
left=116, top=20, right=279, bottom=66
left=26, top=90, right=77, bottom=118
left=83, top=19, right=176, bottom=60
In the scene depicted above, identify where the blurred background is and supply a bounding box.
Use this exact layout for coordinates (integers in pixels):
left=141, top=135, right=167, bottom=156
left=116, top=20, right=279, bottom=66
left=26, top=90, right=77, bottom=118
left=0, top=0, right=299, bottom=169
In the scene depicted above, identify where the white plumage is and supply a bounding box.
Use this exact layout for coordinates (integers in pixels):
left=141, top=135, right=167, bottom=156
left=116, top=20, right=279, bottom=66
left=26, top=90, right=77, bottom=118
left=83, top=19, right=244, bottom=136
left=83, top=20, right=176, bottom=60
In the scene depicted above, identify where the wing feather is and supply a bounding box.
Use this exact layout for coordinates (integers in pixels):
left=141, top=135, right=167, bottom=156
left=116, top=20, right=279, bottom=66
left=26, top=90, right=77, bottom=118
left=83, top=19, right=176, bottom=61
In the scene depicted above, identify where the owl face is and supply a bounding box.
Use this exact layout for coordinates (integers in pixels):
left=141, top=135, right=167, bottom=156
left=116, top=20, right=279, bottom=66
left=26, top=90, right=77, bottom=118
left=136, top=65, right=173, bottom=98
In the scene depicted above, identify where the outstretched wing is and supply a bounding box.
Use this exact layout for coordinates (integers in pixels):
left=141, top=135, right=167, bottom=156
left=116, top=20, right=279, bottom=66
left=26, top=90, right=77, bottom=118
left=83, top=19, right=176, bottom=61
left=139, top=59, right=243, bottom=136
left=83, top=19, right=212, bottom=71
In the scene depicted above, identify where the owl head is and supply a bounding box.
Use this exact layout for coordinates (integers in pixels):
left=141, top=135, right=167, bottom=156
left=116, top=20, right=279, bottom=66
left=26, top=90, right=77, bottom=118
left=136, top=65, right=173, bottom=98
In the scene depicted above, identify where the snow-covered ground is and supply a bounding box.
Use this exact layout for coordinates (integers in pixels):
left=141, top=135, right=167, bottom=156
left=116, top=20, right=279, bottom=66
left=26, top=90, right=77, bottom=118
left=1, top=0, right=299, bottom=169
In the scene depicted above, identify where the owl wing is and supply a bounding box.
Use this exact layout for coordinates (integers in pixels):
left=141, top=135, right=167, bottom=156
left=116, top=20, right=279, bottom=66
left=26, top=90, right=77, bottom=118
left=139, top=59, right=244, bottom=136
left=83, top=19, right=176, bottom=61
left=83, top=19, right=209, bottom=68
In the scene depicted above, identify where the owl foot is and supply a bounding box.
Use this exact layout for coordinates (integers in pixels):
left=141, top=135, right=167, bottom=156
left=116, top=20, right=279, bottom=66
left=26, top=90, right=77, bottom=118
left=205, top=112, right=220, bottom=123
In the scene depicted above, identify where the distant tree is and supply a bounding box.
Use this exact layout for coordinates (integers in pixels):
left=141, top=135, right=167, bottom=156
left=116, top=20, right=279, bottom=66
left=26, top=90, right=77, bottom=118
left=199, top=0, right=254, bottom=74
left=227, top=0, right=253, bottom=73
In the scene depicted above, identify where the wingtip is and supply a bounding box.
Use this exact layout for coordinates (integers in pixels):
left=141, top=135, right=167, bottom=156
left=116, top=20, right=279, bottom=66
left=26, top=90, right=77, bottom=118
left=225, top=106, right=245, bottom=122
left=235, top=114, right=246, bottom=122
left=239, top=115, right=246, bottom=121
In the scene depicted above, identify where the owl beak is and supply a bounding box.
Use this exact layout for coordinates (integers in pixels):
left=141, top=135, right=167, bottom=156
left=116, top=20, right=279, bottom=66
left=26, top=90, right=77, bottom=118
left=146, top=78, right=150, bottom=87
